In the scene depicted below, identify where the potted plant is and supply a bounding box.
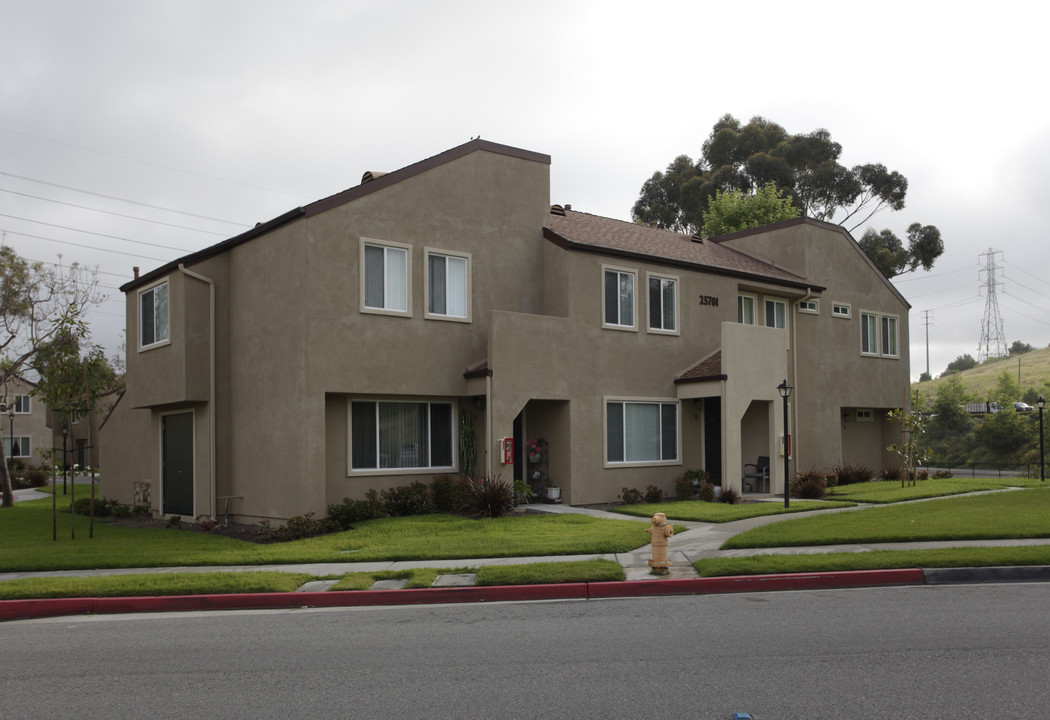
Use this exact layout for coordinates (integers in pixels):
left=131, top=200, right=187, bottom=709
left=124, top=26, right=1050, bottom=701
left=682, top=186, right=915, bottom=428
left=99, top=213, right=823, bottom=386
left=527, top=438, right=543, bottom=463
left=545, top=483, right=561, bottom=501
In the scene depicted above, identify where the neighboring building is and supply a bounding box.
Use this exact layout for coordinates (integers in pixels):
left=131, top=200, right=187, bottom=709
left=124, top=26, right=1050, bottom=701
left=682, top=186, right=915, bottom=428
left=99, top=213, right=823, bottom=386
left=1, top=377, right=50, bottom=467
left=101, top=139, right=910, bottom=523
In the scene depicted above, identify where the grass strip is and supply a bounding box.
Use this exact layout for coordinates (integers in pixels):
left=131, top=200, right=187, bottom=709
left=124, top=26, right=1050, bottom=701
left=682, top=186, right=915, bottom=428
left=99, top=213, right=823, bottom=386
left=476, top=559, right=624, bottom=586
left=611, top=499, right=854, bottom=522
left=696, top=545, right=1050, bottom=577
left=825, top=477, right=1040, bottom=503
left=0, top=571, right=314, bottom=600
left=723, top=488, right=1050, bottom=549
left=0, top=500, right=652, bottom=572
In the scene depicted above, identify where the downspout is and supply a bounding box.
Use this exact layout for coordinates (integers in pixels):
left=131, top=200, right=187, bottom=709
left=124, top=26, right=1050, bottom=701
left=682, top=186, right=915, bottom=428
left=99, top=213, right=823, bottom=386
left=178, top=264, right=216, bottom=520
left=791, top=288, right=816, bottom=475
left=485, top=373, right=493, bottom=479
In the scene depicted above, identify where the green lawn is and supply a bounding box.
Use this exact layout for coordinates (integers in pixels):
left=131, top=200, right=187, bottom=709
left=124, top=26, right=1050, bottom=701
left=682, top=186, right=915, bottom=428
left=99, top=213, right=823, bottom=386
left=697, top=545, right=1050, bottom=577
left=722, top=487, right=1050, bottom=549
left=612, top=499, right=854, bottom=522
left=826, top=476, right=1040, bottom=503
left=0, top=498, right=652, bottom=573
left=0, top=571, right=316, bottom=600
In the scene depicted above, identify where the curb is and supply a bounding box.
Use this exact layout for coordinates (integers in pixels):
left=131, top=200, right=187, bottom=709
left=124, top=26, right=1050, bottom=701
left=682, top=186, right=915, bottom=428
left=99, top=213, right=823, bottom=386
left=0, top=568, right=926, bottom=622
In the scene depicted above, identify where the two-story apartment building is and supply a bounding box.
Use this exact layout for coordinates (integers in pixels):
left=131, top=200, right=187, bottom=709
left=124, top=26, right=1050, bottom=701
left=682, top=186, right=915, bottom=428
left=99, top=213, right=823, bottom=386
left=1, top=377, right=50, bottom=467
left=101, top=139, right=910, bottom=523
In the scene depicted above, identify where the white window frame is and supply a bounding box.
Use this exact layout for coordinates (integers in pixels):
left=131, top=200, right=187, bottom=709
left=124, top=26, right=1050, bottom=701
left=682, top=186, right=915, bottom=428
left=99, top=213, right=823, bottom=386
left=604, top=398, right=680, bottom=467
left=138, top=279, right=170, bottom=351
left=856, top=409, right=874, bottom=422
left=861, top=311, right=879, bottom=356
left=832, top=302, right=851, bottom=319
left=798, top=299, right=819, bottom=314
left=765, top=298, right=787, bottom=329
left=424, top=248, right=471, bottom=322
left=361, top=238, right=412, bottom=317
left=646, top=272, right=679, bottom=335
left=348, top=398, right=457, bottom=475
left=738, top=294, right=757, bottom=325
left=11, top=395, right=30, bottom=414
left=602, top=265, right=637, bottom=331
left=4, top=436, right=30, bottom=458
left=881, top=314, right=899, bottom=358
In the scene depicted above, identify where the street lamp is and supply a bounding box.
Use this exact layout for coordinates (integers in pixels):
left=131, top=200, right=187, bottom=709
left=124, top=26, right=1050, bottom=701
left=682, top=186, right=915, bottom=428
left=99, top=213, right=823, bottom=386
left=1038, top=396, right=1045, bottom=483
left=777, top=379, right=793, bottom=508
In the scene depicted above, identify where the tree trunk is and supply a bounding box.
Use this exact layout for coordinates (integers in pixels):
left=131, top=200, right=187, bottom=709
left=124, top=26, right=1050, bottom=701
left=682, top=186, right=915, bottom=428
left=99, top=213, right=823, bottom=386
left=0, top=441, right=12, bottom=508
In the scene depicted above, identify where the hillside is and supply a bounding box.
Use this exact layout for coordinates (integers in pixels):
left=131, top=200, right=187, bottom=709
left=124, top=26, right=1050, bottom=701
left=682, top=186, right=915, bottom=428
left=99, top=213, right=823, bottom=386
left=913, top=346, right=1050, bottom=401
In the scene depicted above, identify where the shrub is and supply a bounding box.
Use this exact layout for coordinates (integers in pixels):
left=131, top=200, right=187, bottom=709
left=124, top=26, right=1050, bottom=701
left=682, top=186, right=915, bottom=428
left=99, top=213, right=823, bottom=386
left=683, top=468, right=710, bottom=484
left=833, top=463, right=875, bottom=485
left=644, top=484, right=664, bottom=503
left=265, top=511, right=340, bottom=541
left=327, top=489, right=386, bottom=529
left=697, top=482, right=716, bottom=502
left=381, top=481, right=434, bottom=517
left=675, top=476, right=695, bottom=501
left=431, top=475, right=470, bottom=513
left=822, top=474, right=838, bottom=489
left=932, top=470, right=951, bottom=479
left=720, top=486, right=740, bottom=504
left=880, top=466, right=902, bottom=481
left=166, top=515, right=182, bottom=528
left=71, top=496, right=132, bottom=517
left=620, top=487, right=644, bottom=504
left=464, top=475, right=515, bottom=518
left=791, top=470, right=827, bottom=499
left=199, top=518, right=218, bottom=532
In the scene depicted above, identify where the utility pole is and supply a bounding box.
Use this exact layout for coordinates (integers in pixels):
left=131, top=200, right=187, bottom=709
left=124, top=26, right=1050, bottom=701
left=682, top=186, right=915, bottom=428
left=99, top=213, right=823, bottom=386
left=921, top=310, right=933, bottom=377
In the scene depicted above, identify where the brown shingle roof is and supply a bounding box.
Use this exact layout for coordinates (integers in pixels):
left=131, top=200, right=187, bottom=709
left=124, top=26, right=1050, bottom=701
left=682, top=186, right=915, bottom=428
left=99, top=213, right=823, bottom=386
left=675, top=352, right=726, bottom=384
left=544, top=209, right=820, bottom=290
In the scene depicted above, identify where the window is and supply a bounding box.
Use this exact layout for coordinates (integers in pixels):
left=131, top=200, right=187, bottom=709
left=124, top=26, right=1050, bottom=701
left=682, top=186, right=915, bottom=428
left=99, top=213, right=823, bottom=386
left=363, top=241, right=409, bottom=314
left=882, top=315, right=899, bottom=357
left=603, top=268, right=635, bottom=328
left=426, top=250, right=469, bottom=320
left=139, top=281, right=169, bottom=348
left=606, top=400, right=678, bottom=464
left=350, top=400, right=454, bottom=471
left=10, top=395, right=30, bottom=414
left=3, top=437, right=29, bottom=458
left=648, top=274, right=677, bottom=333
left=738, top=295, right=756, bottom=325
left=856, top=409, right=874, bottom=422
left=765, top=299, right=787, bottom=329
left=832, top=303, right=851, bottom=318
left=861, top=312, right=879, bottom=355
left=799, top=300, right=818, bottom=314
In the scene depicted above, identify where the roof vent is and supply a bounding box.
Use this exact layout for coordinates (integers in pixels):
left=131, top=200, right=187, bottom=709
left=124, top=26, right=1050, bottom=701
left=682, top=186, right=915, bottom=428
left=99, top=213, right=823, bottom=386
left=550, top=204, right=566, bottom=216
left=691, top=233, right=705, bottom=244
left=361, top=171, right=388, bottom=185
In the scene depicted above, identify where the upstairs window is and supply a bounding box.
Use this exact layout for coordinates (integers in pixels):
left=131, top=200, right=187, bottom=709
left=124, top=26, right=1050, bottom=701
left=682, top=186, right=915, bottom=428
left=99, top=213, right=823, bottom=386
left=11, top=395, right=30, bottom=414
left=139, top=281, right=169, bottom=349
left=426, top=251, right=469, bottom=320
left=738, top=295, right=756, bottom=325
left=861, top=312, right=879, bottom=355
left=881, top=315, right=899, bottom=357
left=799, top=299, right=818, bottom=314
left=648, top=274, right=677, bottom=333
left=765, top=299, right=787, bottom=329
left=832, top=303, right=851, bottom=318
left=604, top=268, right=636, bottom=329
left=363, top=241, right=409, bottom=314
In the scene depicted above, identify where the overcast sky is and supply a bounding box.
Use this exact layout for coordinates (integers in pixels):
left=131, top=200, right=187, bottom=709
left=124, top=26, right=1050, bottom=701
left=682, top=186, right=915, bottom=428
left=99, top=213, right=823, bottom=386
left=2, top=0, right=1048, bottom=383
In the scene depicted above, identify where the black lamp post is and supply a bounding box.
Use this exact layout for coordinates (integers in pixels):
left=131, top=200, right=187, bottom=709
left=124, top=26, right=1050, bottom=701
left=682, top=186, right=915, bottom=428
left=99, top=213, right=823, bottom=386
left=777, top=379, right=793, bottom=508
left=8, top=408, right=14, bottom=459
left=1038, top=396, right=1045, bottom=483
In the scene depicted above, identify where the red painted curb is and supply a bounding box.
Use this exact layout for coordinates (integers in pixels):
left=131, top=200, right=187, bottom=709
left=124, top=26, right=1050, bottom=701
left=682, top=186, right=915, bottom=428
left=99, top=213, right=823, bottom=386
left=0, top=570, right=925, bottom=622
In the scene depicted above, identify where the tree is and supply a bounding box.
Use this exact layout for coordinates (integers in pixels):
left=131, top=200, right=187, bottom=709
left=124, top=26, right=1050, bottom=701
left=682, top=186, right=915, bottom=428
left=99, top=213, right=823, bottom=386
left=632, top=114, right=943, bottom=274
left=944, top=354, right=978, bottom=375
left=701, top=182, right=800, bottom=237
left=858, top=223, right=943, bottom=279
left=1009, top=340, right=1034, bottom=356
left=0, top=247, right=101, bottom=508
left=634, top=114, right=910, bottom=232
left=975, top=372, right=1033, bottom=462
left=926, top=374, right=975, bottom=460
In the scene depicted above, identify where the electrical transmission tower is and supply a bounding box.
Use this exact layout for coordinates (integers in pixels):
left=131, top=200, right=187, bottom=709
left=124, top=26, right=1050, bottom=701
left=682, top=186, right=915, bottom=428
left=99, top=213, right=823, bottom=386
left=976, top=248, right=1007, bottom=362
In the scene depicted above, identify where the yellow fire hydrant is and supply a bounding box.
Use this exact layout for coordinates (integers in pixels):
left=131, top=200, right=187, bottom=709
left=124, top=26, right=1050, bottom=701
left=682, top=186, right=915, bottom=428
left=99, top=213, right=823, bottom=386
left=647, top=512, right=674, bottom=575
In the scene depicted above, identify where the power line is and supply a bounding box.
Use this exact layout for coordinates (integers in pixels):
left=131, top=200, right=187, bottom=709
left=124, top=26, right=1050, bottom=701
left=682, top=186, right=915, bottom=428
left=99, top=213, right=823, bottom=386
left=0, top=187, right=230, bottom=236
left=0, top=213, right=189, bottom=252
left=0, top=169, right=248, bottom=226
left=0, top=228, right=171, bottom=263
left=0, top=127, right=310, bottom=202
